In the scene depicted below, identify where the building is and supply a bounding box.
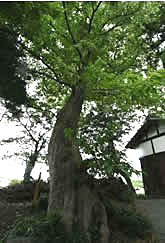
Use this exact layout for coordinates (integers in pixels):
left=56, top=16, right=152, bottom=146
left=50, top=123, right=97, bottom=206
left=126, top=117, right=165, bottom=197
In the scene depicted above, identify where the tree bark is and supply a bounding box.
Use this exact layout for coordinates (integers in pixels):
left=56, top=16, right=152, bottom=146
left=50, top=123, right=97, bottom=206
left=47, top=85, right=84, bottom=227
left=48, top=85, right=131, bottom=242
left=23, top=152, right=38, bottom=183
left=23, top=161, right=34, bottom=183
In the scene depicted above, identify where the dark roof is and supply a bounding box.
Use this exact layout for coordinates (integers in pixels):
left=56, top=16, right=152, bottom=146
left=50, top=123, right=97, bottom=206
left=126, top=118, right=165, bottom=149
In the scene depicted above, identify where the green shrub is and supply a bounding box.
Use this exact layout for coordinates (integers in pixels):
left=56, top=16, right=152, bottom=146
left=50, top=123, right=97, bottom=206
left=118, top=190, right=135, bottom=203
left=114, top=208, right=152, bottom=238
left=8, top=179, right=22, bottom=185
left=136, top=193, right=148, bottom=200
left=9, top=214, right=67, bottom=242
left=9, top=214, right=89, bottom=243
left=37, top=193, right=48, bottom=212
left=32, top=214, right=68, bottom=243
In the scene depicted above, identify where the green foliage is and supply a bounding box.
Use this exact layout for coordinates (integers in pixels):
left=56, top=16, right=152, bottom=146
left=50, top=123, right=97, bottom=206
left=37, top=193, right=48, bottom=212
left=118, top=208, right=152, bottom=238
left=78, top=104, right=138, bottom=178
left=9, top=214, right=89, bottom=243
left=144, top=2, right=165, bottom=67
left=1, top=2, right=165, bottom=119
left=136, top=194, right=149, bottom=200
left=1, top=2, right=164, bottom=98
left=64, top=128, right=74, bottom=140
left=0, top=25, right=27, bottom=112
left=132, top=179, right=144, bottom=189
left=8, top=179, right=22, bottom=185
left=118, top=190, right=135, bottom=203
left=9, top=214, right=66, bottom=242
left=111, top=207, right=152, bottom=239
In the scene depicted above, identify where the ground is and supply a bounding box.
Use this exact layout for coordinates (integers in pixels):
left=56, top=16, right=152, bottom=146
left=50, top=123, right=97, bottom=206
left=0, top=181, right=159, bottom=243
left=0, top=181, right=48, bottom=241
left=0, top=199, right=33, bottom=240
left=136, top=199, right=165, bottom=243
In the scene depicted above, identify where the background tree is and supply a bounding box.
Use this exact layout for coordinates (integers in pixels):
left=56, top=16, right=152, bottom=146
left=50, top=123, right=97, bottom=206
left=0, top=92, right=55, bottom=183
left=144, top=2, right=165, bottom=67
left=1, top=2, right=165, bottom=242
left=0, top=24, right=29, bottom=113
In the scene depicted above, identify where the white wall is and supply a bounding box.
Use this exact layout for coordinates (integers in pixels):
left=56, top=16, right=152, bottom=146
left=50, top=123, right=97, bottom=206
left=137, top=135, right=165, bottom=157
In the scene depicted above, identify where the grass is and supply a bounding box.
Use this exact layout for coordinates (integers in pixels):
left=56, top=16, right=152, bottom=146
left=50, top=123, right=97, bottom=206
left=136, top=193, right=149, bottom=200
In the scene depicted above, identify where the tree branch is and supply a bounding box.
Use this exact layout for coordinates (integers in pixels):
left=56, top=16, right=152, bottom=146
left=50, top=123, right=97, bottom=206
left=0, top=25, right=73, bottom=88
left=88, top=1, right=102, bottom=33
left=62, top=1, right=82, bottom=61
left=21, top=42, right=73, bottom=88
left=100, top=8, right=141, bottom=33
left=100, top=22, right=122, bottom=35
left=17, top=117, right=38, bottom=144
left=38, top=136, right=46, bottom=152
left=0, top=111, right=7, bottom=122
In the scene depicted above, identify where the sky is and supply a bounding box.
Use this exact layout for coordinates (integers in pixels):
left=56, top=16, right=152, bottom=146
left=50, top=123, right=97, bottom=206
left=0, top=114, right=142, bottom=187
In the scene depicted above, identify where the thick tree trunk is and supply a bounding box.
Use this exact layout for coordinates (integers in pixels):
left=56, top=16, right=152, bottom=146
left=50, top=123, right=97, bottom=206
left=48, top=85, right=126, bottom=242
left=47, top=85, right=85, bottom=226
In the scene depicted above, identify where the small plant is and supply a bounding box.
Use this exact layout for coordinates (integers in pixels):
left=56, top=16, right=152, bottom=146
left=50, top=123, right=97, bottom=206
left=8, top=179, right=22, bottom=185
left=132, top=179, right=144, bottom=189
left=37, top=193, right=48, bottom=211
left=137, top=193, right=149, bottom=200
left=8, top=214, right=89, bottom=243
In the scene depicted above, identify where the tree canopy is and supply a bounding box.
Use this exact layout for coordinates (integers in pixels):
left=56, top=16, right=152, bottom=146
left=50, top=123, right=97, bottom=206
left=0, top=25, right=27, bottom=111
left=1, top=1, right=164, bottom=109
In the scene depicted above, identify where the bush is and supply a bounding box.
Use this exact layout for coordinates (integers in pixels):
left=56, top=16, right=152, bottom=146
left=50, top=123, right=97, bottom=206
left=9, top=214, right=89, bottom=243
left=136, top=193, right=149, bottom=200
left=37, top=193, right=48, bottom=211
left=8, top=179, right=22, bottom=186
left=118, top=190, right=135, bottom=203
left=114, top=208, right=152, bottom=238
left=9, top=214, right=67, bottom=242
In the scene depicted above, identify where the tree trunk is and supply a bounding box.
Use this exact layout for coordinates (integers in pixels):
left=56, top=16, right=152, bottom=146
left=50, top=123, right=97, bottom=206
left=23, top=152, right=38, bottom=183
left=23, top=161, right=34, bottom=183
left=48, top=85, right=130, bottom=242
left=47, top=85, right=85, bottom=226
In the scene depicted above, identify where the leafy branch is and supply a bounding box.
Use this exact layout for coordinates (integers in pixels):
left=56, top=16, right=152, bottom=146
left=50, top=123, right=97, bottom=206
left=21, top=42, right=73, bottom=88
left=62, top=1, right=83, bottom=62
left=88, top=1, right=102, bottom=33
left=100, top=5, right=141, bottom=34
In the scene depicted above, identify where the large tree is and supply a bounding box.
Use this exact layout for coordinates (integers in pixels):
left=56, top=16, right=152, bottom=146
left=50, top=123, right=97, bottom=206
left=1, top=2, right=165, bottom=242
